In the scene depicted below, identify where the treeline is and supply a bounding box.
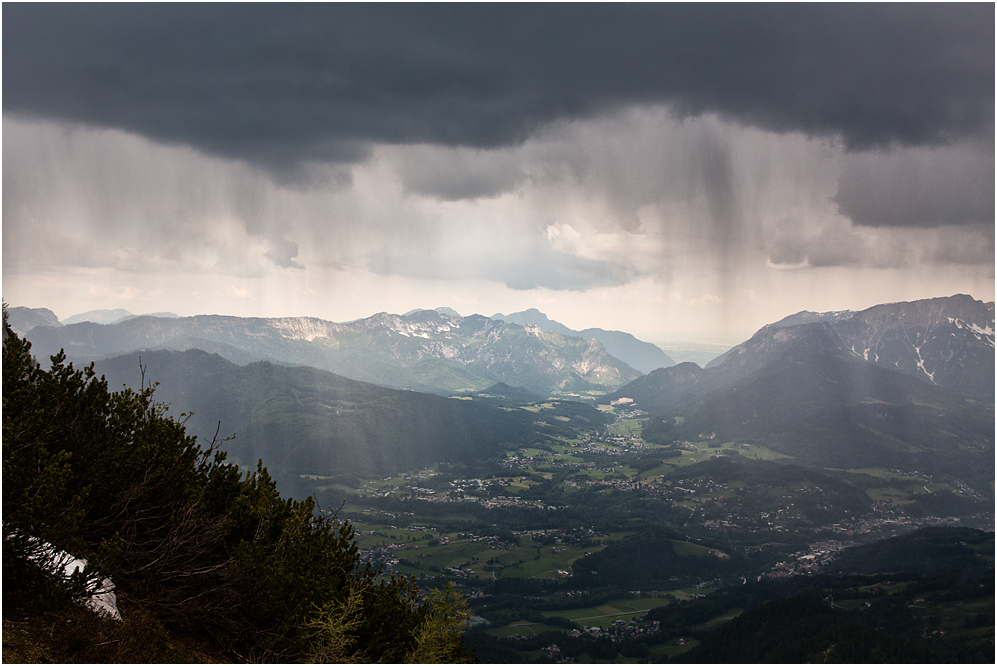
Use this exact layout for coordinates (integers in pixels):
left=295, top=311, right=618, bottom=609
left=2, top=321, right=472, bottom=662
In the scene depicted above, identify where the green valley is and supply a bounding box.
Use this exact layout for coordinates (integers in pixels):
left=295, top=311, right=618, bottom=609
left=285, top=402, right=993, bottom=662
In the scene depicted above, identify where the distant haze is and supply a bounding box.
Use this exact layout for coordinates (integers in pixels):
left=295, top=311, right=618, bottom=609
left=3, top=5, right=992, bottom=342
left=651, top=342, right=735, bottom=369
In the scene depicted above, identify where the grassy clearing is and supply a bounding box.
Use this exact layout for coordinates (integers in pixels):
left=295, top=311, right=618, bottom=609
left=604, top=531, right=637, bottom=542
left=392, top=562, right=440, bottom=577
left=650, top=637, right=699, bottom=659
left=837, top=467, right=923, bottom=481
left=692, top=607, right=744, bottom=631
left=504, top=544, right=597, bottom=579
left=541, top=597, right=675, bottom=628
left=669, top=450, right=711, bottom=466
left=386, top=536, right=604, bottom=582
left=607, top=419, right=646, bottom=434
left=727, top=443, right=792, bottom=460
left=671, top=539, right=724, bottom=558
left=485, top=622, right=569, bottom=638
left=672, top=585, right=716, bottom=599
left=854, top=581, right=912, bottom=595
left=926, top=596, right=995, bottom=638
left=658, top=440, right=792, bottom=467
left=866, top=487, right=911, bottom=501
left=638, top=463, right=673, bottom=478
left=355, top=530, right=436, bottom=548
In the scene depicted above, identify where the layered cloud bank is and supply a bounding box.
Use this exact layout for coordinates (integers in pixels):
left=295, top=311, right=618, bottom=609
left=3, top=5, right=992, bottom=341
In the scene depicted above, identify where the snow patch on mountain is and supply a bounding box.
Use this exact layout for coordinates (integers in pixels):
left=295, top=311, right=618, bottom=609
left=12, top=534, right=121, bottom=621
left=913, top=344, right=935, bottom=383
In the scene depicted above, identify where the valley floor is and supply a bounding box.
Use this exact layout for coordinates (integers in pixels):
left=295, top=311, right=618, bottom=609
left=297, top=405, right=994, bottom=662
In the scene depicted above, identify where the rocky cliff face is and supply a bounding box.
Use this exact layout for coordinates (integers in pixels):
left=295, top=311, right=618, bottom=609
left=831, top=295, right=994, bottom=399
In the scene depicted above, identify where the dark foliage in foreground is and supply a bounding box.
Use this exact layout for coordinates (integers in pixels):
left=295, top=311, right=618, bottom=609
left=2, top=320, right=471, bottom=662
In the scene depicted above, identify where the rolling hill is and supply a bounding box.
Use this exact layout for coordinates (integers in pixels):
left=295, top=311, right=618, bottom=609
left=676, top=597, right=933, bottom=663
left=829, top=527, right=994, bottom=578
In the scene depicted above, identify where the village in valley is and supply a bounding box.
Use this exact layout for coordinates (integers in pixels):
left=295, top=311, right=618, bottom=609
left=300, top=401, right=989, bottom=661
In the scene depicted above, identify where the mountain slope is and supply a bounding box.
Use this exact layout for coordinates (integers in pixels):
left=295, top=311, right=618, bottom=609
left=599, top=362, right=707, bottom=415
left=26, top=310, right=641, bottom=397
left=603, top=296, right=995, bottom=487
left=671, top=324, right=993, bottom=472
left=93, top=349, right=552, bottom=483
left=833, top=294, right=995, bottom=400
left=492, top=308, right=675, bottom=373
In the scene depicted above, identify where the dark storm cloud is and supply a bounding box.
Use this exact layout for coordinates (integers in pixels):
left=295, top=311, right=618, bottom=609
left=834, top=143, right=995, bottom=227
left=392, top=146, right=527, bottom=201
left=4, top=4, right=992, bottom=173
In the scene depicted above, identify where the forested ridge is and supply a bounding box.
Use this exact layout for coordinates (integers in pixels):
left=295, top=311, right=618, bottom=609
left=1, top=309, right=473, bottom=663
left=93, top=348, right=545, bottom=483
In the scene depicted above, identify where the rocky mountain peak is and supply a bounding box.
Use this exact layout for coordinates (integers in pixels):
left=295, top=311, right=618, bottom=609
left=836, top=294, right=994, bottom=398
left=6, top=306, right=62, bottom=336
left=707, top=294, right=993, bottom=399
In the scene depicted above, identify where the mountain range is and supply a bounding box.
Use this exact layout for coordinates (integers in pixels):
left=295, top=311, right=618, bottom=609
left=20, top=308, right=641, bottom=397
left=492, top=308, right=676, bottom=374
left=11, top=294, right=994, bottom=488
left=603, top=294, right=994, bottom=488
left=5, top=307, right=180, bottom=333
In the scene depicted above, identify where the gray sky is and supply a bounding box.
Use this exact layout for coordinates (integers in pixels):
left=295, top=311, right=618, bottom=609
left=3, top=4, right=993, bottom=344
